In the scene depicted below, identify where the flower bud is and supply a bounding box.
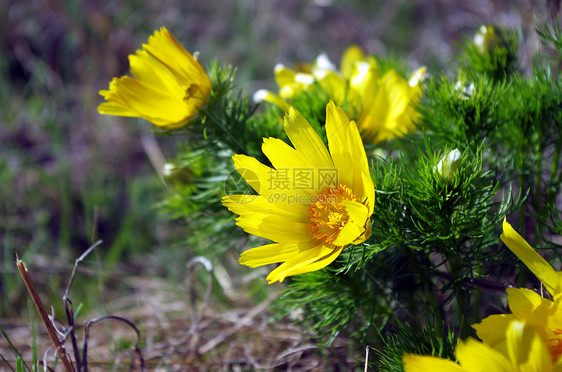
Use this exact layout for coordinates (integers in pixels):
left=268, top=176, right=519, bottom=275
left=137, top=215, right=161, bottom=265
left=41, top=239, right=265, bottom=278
left=434, top=149, right=461, bottom=181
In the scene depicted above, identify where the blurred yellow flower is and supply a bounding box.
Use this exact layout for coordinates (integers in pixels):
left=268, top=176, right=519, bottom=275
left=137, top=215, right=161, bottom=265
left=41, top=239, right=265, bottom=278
left=500, top=218, right=562, bottom=298
left=473, top=219, right=562, bottom=363
left=222, top=101, right=375, bottom=284
left=254, top=45, right=425, bottom=143
left=98, top=27, right=211, bottom=129
left=404, top=320, right=560, bottom=372
left=354, top=64, right=426, bottom=143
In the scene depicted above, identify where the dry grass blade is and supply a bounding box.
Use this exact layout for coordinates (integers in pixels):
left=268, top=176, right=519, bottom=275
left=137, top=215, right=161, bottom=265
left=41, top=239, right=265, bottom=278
left=15, top=255, right=75, bottom=372
left=186, top=256, right=213, bottom=336
left=197, top=293, right=278, bottom=355
left=61, top=240, right=102, bottom=369
left=82, top=316, right=145, bottom=372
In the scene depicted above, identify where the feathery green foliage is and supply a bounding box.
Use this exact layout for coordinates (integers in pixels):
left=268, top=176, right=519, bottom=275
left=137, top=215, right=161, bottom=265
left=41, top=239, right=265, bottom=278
left=156, top=19, right=562, bottom=353
left=374, top=316, right=456, bottom=372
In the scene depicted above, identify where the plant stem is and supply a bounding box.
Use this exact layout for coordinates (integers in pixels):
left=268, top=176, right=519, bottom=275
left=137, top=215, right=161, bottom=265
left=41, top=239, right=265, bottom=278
left=16, top=257, right=75, bottom=372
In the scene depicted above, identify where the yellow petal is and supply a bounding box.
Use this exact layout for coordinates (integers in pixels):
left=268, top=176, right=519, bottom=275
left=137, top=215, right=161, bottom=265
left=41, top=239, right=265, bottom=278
left=325, top=101, right=375, bottom=213
left=97, top=101, right=138, bottom=117
left=331, top=221, right=362, bottom=247
left=265, top=245, right=343, bottom=284
left=546, top=300, right=562, bottom=340
left=234, top=212, right=312, bottom=244
left=222, top=194, right=308, bottom=223
left=239, top=243, right=301, bottom=267
left=506, top=288, right=554, bottom=328
left=340, top=45, right=366, bottom=79
left=455, top=338, right=512, bottom=372
left=358, top=71, right=415, bottom=142
left=227, top=158, right=314, bottom=228
left=283, top=107, right=334, bottom=170
left=100, top=76, right=192, bottom=127
left=331, top=200, right=369, bottom=246
left=349, top=61, right=380, bottom=103
left=501, top=218, right=562, bottom=298
left=261, top=137, right=320, bottom=189
left=506, top=320, right=553, bottom=372
left=129, top=50, right=187, bottom=98
left=274, top=64, right=298, bottom=87
left=314, top=69, right=348, bottom=104
left=403, top=354, right=466, bottom=372
left=273, top=64, right=314, bottom=99
left=143, top=27, right=210, bottom=90
left=253, top=89, right=291, bottom=112
left=473, top=314, right=518, bottom=346
left=231, top=154, right=309, bottom=214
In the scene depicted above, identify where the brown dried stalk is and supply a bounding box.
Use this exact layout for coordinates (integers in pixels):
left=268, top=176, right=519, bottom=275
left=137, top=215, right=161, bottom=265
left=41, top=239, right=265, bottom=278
left=16, top=255, right=75, bottom=372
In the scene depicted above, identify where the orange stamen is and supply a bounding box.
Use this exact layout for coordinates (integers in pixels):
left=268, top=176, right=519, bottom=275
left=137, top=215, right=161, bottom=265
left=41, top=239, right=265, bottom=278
left=308, top=185, right=357, bottom=244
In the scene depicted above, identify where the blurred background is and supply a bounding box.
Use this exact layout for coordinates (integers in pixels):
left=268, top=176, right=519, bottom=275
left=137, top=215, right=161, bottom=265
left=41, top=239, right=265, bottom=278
left=0, top=0, right=552, bottom=368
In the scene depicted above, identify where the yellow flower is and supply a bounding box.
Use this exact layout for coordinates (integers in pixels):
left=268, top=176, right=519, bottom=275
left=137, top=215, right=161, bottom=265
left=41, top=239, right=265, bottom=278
left=500, top=218, right=562, bottom=298
left=404, top=320, right=560, bottom=372
left=222, top=101, right=375, bottom=284
left=354, top=64, right=426, bottom=143
left=254, top=45, right=425, bottom=143
left=98, top=27, right=211, bottom=129
left=473, top=219, right=562, bottom=363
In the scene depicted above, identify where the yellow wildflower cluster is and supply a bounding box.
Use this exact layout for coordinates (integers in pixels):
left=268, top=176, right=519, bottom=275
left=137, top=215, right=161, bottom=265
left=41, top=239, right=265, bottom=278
left=404, top=219, right=562, bottom=371
left=255, top=46, right=426, bottom=143
left=97, top=28, right=379, bottom=284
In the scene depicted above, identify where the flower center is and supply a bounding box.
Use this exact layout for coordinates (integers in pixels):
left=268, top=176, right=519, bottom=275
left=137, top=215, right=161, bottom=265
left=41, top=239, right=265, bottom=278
left=308, top=184, right=357, bottom=244
left=549, top=329, right=562, bottom=361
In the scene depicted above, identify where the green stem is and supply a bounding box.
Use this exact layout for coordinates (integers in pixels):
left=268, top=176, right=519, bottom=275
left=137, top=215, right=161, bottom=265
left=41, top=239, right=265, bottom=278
left=449, top=257, right=470, bottom=338
left=404, top=247, right=443, bottom=333
left=545, top=134, right=562, bottom=216
left=533, top=137, right=544, bottom=246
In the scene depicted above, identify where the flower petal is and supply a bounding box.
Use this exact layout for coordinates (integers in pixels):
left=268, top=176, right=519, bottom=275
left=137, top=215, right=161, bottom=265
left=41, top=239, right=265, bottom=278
left=473, top=314, right=518, bottom=346
left=314, top=69, right=348, bottom=104
left=274, top=64, right=298, bottom=87
left=129, top=50, right=187, bottom=98
left=506, top=288, right=554, bottom=328
left=253, top=89, right=291, bottom=112
left=222, top=195, right=308, bottom=223
left=455, top=338, right=512, bottom=372
left=261, top=137, right=322, bottom=191
left=358, top=72, right=414, bottom=142
left=265, top=245, right=343, bottom=284
left=331, top=200, right=369, bottom=246
left=283, top=107, right=334, bottom=170
left=506, top=320, right=553, bottom=371
left=239, top=243, right=302, bottom=267
left=99, top=76, right=192, bottom=127
left=349, top=62, right=380, bottom=103
left=325, top=101, right=375, bottom=212
left=502, top=218, right=562, bottom=298
left=231, top=154, right=309, bottom=214
left=97, top=101, right=138, bottom=117
left=340, top=45, right=366, bottom=79
left=142, top=27, right=210, bottom=89
left=403, top=354, right=466, bottom=372
left=234, top=212, right=312, bottom=244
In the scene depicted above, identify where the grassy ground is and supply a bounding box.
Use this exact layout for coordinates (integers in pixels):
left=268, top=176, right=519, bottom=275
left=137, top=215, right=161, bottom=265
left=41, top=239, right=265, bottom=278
left=0, top=0, right=547, bottom=370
